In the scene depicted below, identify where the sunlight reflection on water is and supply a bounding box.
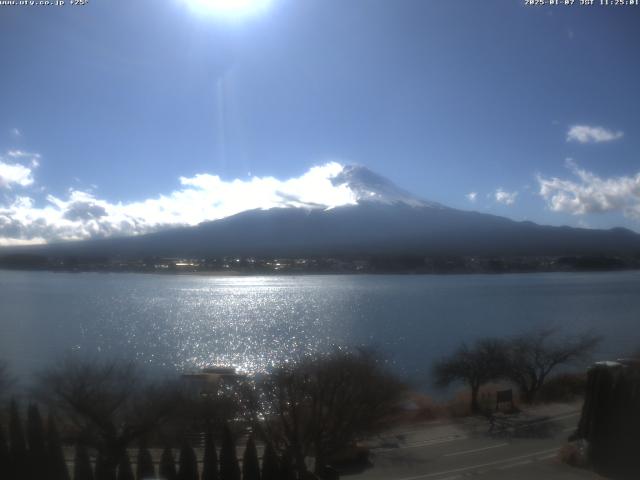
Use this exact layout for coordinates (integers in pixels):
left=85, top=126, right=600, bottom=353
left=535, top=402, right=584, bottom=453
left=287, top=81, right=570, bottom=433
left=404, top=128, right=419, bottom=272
left=88, top=275, right=358, bottom=375
left=2, top=271, right=640, bottom=389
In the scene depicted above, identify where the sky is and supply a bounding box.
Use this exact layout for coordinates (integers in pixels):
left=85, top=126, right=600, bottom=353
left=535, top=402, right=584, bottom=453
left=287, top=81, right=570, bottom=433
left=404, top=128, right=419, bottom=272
left=1, top=0, right=640, bottom=244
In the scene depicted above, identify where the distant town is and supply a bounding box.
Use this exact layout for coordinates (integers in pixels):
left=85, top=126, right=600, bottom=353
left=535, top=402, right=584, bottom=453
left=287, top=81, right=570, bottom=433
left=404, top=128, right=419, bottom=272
left=0, top=253, right=639, bottom=274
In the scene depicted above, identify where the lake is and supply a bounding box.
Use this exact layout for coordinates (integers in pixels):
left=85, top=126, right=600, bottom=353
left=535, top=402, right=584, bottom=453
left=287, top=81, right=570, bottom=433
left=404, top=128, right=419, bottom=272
left=1, top=270, right=639, bottom=391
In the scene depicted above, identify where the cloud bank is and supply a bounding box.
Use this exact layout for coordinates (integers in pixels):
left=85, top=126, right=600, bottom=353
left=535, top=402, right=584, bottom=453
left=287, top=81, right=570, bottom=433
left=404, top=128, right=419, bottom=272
left=0, top=160, right=359, bottom=245
left=538, top=159, right=640, bottom=218
left=567, top=125, right=623, bottom=144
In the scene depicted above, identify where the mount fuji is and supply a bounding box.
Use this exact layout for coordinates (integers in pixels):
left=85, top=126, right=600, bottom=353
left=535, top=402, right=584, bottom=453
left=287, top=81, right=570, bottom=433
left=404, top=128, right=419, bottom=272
left=2, top=165, right=640, bottom=261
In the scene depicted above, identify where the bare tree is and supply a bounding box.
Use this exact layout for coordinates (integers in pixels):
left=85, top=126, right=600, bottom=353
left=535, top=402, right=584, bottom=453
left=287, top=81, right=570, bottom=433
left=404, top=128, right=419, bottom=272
left=432, top=338, right=508, bottom=414
left=246, top=349, right=408, bottom=477
left=35, top=358, right=183, bottom=477
left=505, top=329, right=601, bottom=403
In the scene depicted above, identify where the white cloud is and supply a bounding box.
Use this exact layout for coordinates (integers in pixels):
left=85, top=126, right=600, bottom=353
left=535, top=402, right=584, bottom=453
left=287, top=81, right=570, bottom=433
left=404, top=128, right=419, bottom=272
left=538, top=159, right=640, bottom=218
left=0, top=163, right=33, bottom=188
left=0, top=162, right=362, bottom=245
left=567, top=125, right=623, bottom=144
left=0, top=236, right=45, bottom=247
left=0, top=150, right=37, bottom=188
left=7, top=150, right=40, bottom=167
left=10, top=128, right=21, bottom=138
left=494, top=188, right=518, bottom=206
left=466, top=191, right=477, bottom=203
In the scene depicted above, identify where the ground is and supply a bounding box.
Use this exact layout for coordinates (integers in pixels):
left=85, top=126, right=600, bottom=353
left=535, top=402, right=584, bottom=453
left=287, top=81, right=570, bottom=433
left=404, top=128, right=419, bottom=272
left=352, top=402, right=605, bottom=480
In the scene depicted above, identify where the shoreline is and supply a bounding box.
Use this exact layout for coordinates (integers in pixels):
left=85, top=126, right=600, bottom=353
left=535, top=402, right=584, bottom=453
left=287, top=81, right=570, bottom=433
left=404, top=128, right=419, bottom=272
left=1, top=266, right=639, bottom=277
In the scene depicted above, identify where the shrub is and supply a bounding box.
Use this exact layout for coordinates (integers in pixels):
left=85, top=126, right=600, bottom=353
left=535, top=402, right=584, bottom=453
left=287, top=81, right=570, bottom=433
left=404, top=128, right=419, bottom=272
left=242, top=436, right=260, bottom=480
left=178, top=442, right=198, bottom=480
left=47, top=415, right=70, bottom=480
left=202, top=436, right=219, bottom=480
left=137, top=445, right=156, bottom=479
left=9, top=400, right=27, bottom=478
left=537, top=373, right=587, bottom=403
left=159, top=447, right=177, bottom=480
left=0, top=425, right=9, bottom=478
left=74, top=444, right=94, bottom=480
left=260, top=443, right=279, bottom=480
left=27, top=404, right=47, bottom=479
left=558, top=443, right=589, bottom=468
left=219, top=424, right=240, bottom=480
left=117, top=451, right=134, bottom=480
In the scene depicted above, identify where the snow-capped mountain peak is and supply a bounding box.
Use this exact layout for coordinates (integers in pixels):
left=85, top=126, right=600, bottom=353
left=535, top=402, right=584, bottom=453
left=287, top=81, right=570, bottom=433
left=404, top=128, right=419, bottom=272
left=332, top=165, right=442, bottom=208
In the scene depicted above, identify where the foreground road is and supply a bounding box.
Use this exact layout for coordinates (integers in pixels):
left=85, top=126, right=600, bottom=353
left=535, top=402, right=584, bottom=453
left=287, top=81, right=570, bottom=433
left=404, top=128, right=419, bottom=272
left=352, top=405, right=604, bottom=480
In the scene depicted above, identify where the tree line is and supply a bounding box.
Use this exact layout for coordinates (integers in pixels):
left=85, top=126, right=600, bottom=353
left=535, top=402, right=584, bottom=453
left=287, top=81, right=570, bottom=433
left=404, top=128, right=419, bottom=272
left=0, top=402, right=290, bottom=480
left=0, top=349, right=408, bottom=480
left=433, top=329, right=601, bottom=413
left=0, top=330, right=601, bottom=479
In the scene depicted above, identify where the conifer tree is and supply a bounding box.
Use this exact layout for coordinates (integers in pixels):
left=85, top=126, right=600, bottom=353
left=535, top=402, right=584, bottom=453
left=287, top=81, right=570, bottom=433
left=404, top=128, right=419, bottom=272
left=259, top=443, right=279, bottom=480
left=0, top=425, right=10, bottom=479
left=74, top=443, right=95, bottom=480
left=95, top=451, right=115, bottom=480
left=136, top=444, right=155, bottom=479
left=95, top=451, right=105, bottom=480
left=178, top=442, right=198, bottom=480
left=95, top=451, right=106, bottom=480
left=159, top=447, right=178, bottom=480
left=47, top=414, right=70, bottom=480
left=201, top=435, right=218, bottom=480
left=9, top=400, right=27, bottom=479
left=27, top=404, right=47, bottom=480
left=241, top=436, right=260, bottom=480
left=219, top=425, right=240, bottom=480
left=279, top=450, right=296, bottom=480
left=116, top=451, right=135, bottom=480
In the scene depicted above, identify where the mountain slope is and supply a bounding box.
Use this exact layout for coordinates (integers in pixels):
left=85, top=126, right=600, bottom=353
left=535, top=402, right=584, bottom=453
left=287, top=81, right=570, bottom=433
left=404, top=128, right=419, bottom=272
left=6, top=202, right=640, bottom=259
left=2, top=165, right=640, bottom=259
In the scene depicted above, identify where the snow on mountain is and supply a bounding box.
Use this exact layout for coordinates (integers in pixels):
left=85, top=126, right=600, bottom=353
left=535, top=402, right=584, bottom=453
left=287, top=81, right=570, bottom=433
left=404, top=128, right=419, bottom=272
left=332, top=165, right=442, bottom=208
left=3, top=163, right=640, bottom=261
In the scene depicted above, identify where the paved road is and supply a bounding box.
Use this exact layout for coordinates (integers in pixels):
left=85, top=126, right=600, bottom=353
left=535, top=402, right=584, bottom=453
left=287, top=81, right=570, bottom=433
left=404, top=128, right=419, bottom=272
left=351, top=408, right=604, bottom=480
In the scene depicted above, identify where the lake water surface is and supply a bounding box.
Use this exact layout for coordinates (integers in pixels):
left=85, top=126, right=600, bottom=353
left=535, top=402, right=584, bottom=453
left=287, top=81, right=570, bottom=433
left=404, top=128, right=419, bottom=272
left=1, top=270, right=639, bottom=390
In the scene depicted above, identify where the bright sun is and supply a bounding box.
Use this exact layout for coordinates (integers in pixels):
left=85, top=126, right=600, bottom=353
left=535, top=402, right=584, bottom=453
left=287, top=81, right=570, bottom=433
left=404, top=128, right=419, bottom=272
left=183, top=0, right=272, bottom=18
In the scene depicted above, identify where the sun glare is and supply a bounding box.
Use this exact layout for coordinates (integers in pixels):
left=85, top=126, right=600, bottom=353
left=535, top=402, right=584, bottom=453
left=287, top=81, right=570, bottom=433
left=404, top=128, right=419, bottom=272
left=182, top=0, right=272, bottom=18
